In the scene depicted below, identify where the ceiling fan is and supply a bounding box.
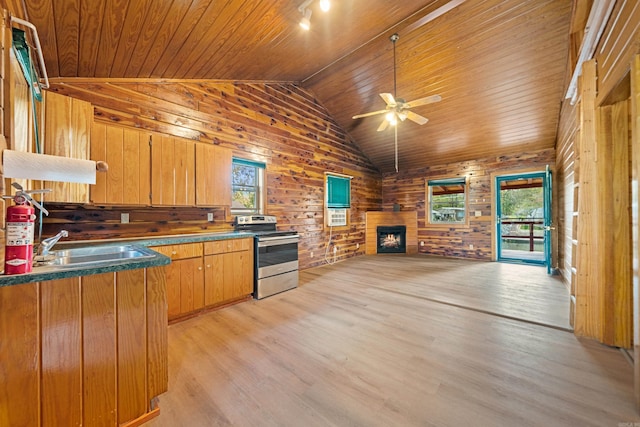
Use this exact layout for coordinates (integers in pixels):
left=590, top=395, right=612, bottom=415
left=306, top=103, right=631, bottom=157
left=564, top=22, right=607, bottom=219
left=352, top=33, right=442, bottom=171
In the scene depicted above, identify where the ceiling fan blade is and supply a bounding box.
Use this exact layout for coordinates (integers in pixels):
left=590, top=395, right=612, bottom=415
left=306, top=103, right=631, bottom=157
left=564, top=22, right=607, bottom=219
left=377, top=118, right=389, bottom=132
left=404, top=94, right=442, bottom=109
left=379, top=93, right=396, bottom=106
left=352, top=109, right=389, bottom=119
left=406, top=110, right=429, bottom=125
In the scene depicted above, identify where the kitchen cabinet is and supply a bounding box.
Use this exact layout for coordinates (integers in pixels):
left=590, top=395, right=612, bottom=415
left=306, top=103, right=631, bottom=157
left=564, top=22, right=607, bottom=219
left=195, top=142, right=232, bottom=207
left=90, top=122, right=151, bottom=205
left=40, top=91, right=93, bottom=203
left=0, top=267, right=167, bottom=426
left=152, top=238, right=253, bottom=321
left=204, top=237, right=253, bottom=304
left=151, top=134, right=195, bottom=206
left=152, top=243, right=204, bottom=320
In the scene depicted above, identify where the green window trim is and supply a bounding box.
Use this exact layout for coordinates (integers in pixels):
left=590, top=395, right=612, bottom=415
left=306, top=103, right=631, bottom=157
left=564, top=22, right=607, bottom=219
left=232, top=157, right=266, bottom=169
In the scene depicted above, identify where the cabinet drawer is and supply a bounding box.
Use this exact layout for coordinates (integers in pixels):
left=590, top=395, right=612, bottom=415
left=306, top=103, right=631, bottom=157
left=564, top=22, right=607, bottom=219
left=204, top=238, right=252, bottom=255
left=152, top=243, right=203, bottom=260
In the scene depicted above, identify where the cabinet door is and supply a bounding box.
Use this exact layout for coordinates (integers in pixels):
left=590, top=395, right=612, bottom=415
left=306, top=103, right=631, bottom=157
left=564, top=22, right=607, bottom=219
left=222, top=252, right=237, bottom=301
left=204, top=254, right=224, bottom=306
left=195, top=143, right=232, bottom=207
left=212, top=145, right=232, bottom=206
left=239, top=248, right=254, bottom=295
left=221, top=249, right=254, bottom=300
left=91, top=123, right=151, bottom=205
left=151, top=135, right=195, bottom=206
left=195, top=143, right=215, bottom=206
left=165, top=262, right=181, bottom=319
left=41, top=92, right=92, bottom=203
left=179, top=257, right=204, bottom=314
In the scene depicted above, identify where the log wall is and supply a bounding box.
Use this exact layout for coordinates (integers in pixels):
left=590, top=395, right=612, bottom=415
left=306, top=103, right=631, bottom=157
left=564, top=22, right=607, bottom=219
left=45, top=80, right=382, bottom=270
left=380, top=148, right=556, bottom=260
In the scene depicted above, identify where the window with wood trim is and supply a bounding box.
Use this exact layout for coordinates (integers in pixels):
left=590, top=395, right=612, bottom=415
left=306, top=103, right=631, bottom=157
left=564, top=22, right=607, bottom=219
left=427, top=177, right=467, bottom=224
left=231, top=158, right=265, bottom=214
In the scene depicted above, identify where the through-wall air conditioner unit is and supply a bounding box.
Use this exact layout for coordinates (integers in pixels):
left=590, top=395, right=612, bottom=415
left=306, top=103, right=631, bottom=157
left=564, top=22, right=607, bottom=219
left=327, top=208, right=347, bottom=227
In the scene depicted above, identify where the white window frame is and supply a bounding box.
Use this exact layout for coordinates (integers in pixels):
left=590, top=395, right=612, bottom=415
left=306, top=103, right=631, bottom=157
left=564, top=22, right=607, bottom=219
left=231, top=158, right=265, bottom=215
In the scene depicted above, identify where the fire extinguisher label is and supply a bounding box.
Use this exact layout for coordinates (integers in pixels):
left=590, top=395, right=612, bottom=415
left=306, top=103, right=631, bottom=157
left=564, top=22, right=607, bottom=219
left=6, top=222, right=34, bottom=246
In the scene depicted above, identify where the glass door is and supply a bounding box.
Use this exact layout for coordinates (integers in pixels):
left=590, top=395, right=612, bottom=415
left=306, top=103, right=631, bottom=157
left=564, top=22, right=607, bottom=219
left=496, top=171, right=549, bottom=266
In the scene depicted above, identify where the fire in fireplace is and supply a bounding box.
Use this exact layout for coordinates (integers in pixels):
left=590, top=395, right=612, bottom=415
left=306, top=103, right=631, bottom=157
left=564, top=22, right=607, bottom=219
left=377, top=225, right=407, bottom=254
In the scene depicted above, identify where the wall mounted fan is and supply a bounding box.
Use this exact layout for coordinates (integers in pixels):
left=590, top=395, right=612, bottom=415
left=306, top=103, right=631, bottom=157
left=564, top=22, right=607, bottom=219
left=352, top=33, right=441, bottom=171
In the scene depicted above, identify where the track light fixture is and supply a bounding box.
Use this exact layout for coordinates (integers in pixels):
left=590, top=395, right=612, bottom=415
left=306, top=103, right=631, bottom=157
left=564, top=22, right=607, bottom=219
left=299, top=8, right=312, bottom=30
left=298, top=0, right=331, bottom=31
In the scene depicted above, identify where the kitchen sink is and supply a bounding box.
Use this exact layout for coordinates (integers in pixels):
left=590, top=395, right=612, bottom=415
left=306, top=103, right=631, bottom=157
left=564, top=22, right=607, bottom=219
left=49, top=244, right=157, bottom=268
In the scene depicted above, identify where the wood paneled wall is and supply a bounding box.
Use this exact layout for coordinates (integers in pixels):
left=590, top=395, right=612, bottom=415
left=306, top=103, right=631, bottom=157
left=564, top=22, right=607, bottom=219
left=555, top=97, right=578, bottom=290
left=595, top=0, right=640, bottom=106
left=380, top=149, right=555, bottom=260
left=45, top=81, right=382, bottom=270
left=554, top=0, right=640, bottom=346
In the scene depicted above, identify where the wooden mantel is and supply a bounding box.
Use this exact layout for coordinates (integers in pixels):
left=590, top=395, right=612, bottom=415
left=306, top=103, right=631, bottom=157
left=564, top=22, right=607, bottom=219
left=365, top=211, right=418, bottom=255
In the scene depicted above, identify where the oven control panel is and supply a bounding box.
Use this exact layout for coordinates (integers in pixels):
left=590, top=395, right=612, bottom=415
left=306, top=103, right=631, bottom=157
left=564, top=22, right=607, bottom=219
left=235, top=215, right=277, bottom=225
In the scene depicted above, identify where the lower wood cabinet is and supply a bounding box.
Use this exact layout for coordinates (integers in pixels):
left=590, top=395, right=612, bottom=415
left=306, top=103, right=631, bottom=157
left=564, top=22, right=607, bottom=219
left=204, top=238, right=254, bottom=304
left=0, top=267, right=167, bottom=427
left=152, top=243, right=204, bottom=320
left=153, top=238, right=254, bottom=321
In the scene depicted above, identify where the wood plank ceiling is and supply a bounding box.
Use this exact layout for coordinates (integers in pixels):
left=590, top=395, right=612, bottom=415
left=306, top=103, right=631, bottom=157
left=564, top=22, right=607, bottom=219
left=8, top=0, right=574, bottom=173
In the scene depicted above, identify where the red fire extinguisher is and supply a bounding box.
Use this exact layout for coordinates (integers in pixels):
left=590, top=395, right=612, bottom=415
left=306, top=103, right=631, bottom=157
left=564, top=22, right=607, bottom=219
left=4, top=193, right=36, bottom=275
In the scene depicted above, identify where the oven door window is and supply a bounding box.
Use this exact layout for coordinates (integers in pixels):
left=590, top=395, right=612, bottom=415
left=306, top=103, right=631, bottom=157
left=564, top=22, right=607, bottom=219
left=258, top=242, right=298, bottom=268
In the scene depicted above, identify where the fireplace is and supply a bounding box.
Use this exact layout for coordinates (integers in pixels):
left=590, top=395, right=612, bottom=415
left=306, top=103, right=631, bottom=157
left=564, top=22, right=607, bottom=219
left=377, top=225, right=406, bottom=254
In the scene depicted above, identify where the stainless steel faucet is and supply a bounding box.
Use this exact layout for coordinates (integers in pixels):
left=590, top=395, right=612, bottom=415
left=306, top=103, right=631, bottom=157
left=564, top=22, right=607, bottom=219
left=38, top=230, right=69, bottom=256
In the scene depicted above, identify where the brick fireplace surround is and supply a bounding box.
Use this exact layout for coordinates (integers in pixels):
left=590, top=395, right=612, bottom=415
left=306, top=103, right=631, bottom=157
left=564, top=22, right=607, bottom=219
left=365, top=211, right=418, bottom=255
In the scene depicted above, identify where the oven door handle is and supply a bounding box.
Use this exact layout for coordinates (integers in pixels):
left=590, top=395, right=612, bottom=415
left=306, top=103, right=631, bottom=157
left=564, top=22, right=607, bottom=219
left=258, top=235, right=299, bottom=247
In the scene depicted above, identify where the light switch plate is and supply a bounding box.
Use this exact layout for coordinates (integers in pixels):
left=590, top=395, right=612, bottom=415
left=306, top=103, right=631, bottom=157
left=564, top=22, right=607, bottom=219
left=207, top=212, right=214, bottom=222
left=475, top=210, right=482, bottom=217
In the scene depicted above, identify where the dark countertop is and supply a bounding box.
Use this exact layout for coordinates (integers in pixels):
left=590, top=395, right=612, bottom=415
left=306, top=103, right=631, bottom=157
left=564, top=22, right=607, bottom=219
left=60, top=230, right=254, bottom=248
left=0, top=231, right=255, bottom=288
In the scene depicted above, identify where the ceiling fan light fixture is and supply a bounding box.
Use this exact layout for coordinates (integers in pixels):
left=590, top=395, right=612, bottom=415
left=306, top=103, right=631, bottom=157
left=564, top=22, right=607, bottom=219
left=320, top=0, right=331, bottom=12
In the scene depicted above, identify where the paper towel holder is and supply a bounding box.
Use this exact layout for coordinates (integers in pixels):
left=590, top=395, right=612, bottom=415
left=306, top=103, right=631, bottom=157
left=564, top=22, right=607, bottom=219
left=2, top=150, right=108, bottom=184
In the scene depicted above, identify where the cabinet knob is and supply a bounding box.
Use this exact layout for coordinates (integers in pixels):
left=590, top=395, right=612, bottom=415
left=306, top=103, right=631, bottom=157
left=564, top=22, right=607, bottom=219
left=171, top=251, right=177, bottom=255
left=206, top=264, right=211, bottom=268
left=198, top=266, right=203, bottom=271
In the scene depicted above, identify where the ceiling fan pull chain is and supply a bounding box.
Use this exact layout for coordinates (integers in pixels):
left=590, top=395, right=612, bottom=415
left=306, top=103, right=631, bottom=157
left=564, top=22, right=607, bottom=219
left=395, top=125, right=398, bottom=173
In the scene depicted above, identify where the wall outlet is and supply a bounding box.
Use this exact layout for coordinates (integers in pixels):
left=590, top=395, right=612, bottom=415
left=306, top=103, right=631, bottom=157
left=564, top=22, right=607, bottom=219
left=469, top=244, right=474, bottom=250
left=475, top=210, right=482, bottom=217
left=207, top=212, right=214, bottom=222
left=356, top=243, right=360, bottom=250
left=121, top=213, right=129, bottom=224
left=333, top=246, right=337, bottom=255
left=420, top=241, right=425, bottom=247
left=310, top=252, right=314, bottom=258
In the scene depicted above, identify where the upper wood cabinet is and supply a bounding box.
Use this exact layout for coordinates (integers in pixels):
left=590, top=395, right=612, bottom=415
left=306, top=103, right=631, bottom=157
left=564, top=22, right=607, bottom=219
left=195, top=143, right=232, bottom=207
left=151, top=135, right=195, bottom=206
left=41, top=91, right=93, bottom=203
left=90, top=122, right=151, bottom=205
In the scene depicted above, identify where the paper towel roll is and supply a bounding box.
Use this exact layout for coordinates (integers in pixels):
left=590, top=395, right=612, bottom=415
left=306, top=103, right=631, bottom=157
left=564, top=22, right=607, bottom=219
left=2, top=150, right=97, bottom=184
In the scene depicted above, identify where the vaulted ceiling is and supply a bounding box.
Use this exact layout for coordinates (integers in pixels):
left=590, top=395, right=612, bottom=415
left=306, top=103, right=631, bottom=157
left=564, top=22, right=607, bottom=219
left=7, top=0, right=574, bottom=173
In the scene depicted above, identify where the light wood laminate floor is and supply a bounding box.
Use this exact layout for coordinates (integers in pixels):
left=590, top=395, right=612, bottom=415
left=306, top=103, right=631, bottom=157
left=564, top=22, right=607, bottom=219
left=149, top=255, right=637, bottom=426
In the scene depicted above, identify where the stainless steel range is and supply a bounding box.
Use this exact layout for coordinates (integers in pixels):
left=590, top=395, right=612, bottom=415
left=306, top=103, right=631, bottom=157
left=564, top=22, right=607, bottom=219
left=234, top=215, right=299, bottom=299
